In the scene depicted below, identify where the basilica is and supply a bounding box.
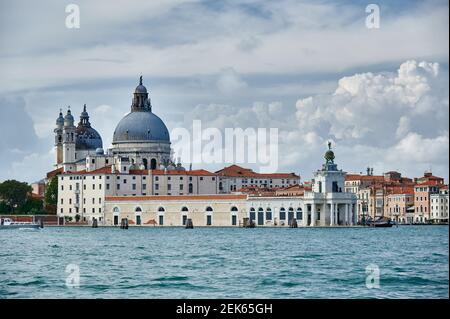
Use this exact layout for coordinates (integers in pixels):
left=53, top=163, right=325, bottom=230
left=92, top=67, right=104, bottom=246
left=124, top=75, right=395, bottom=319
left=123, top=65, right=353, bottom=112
left=49, top=76, right=357, bottom=227
left=54, top=76, right=176, bottom=174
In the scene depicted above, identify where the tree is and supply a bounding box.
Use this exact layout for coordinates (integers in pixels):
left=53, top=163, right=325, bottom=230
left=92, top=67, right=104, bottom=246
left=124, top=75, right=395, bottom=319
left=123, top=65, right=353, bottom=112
left=45, top=176, right=58, bottom=214
left=0, top=180, right=32, bottom=213
left=75, top=214, right=81, bottom=222
left=20, top=197, right=45, bottom=214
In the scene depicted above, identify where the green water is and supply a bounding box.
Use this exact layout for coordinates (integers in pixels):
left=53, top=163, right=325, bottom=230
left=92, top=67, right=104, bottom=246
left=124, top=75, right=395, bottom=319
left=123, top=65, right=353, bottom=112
left=0, top=225, right=448, bottom=298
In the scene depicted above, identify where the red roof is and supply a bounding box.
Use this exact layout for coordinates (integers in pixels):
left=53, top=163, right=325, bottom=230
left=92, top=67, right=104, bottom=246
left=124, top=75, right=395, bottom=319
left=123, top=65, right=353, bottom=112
left=105, top=194, right=247, bottom=202
left=46, top=167, right=63, bottom=179
left=346, top=174, right=384, bottom=181
left=215, top=165, right=299, bottom=179
left=129, top=169, right=215, bottom=176
left=415, top=180, right=444, bottom=187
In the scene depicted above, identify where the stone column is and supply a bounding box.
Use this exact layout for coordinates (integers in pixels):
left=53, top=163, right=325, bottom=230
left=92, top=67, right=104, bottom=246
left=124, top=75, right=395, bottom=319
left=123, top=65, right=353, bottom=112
left=310, top=203, right=316, bottom=227
left=303, top=203, right=308, bottom=227
left=345, top=203, right=349, bottom=226
left=330, top=202, right=334, bottom=226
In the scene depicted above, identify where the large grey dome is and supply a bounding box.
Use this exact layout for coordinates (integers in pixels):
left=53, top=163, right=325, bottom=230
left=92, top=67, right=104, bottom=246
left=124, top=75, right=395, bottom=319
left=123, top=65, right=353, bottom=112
left=113, top=111, right=170, bottom=143
left=112, top=77, right=170, bottom=144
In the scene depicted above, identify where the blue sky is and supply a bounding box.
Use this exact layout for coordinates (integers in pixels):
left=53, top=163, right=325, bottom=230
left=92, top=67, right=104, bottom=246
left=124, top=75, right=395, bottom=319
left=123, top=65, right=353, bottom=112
left=0, top=0, right=448, bottom=183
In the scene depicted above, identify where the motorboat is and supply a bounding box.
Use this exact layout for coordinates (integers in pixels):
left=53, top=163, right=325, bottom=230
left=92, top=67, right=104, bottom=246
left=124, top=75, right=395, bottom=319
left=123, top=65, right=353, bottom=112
left=0, top=218, right=42, bottom=229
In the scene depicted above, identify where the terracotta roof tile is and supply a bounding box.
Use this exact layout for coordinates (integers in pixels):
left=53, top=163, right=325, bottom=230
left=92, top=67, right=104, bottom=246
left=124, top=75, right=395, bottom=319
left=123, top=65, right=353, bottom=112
left=215, top=164, right=299, bottom=179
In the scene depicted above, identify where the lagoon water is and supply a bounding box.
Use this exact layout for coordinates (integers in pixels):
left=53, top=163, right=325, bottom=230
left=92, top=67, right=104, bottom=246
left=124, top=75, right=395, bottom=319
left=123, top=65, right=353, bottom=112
left=0, top=226, right=448, bottom=299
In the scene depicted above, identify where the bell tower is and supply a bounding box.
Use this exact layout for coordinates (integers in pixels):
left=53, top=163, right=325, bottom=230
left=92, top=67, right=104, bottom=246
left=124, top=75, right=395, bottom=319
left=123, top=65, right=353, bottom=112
left=54, top=109, right=64, bottom=167
left=62, top=107, right=76, bottom=172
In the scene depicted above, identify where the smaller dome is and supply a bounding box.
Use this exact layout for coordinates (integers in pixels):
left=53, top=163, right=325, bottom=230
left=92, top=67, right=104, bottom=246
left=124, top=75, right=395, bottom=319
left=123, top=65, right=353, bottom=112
left=64, top=109, right=74, bottom=126
left=135, top=75, right=147, bottom=93
left=135, top=84, right=147, bottom=94
left=56, top=111, right=64, bottom=127
left=95, top=148, right=104, bottom=155
left=325, top=150, right=335, bottom=162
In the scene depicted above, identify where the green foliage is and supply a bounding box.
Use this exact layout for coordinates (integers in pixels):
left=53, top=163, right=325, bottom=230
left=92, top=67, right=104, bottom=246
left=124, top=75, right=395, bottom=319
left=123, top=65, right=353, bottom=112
left=75, top=214, right=81, bottom=222
left=0, top=180, right=32, bottom=213
left=45, top=176, right=58, bottom=206
left=0, top=201, right=11, bottom=214
left=20, top=198, right=45, bottom=214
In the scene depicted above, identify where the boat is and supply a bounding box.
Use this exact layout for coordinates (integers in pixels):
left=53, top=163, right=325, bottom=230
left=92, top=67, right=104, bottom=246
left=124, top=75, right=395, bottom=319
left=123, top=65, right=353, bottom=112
left=0, top=218, right=42, bottom=230
left=365, top=216, right=395, bottom=228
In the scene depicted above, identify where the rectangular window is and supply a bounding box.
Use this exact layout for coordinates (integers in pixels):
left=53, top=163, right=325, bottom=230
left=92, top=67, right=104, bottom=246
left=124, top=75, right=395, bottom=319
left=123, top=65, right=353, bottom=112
left=168, top=184, right=172, bottom=191
left=232, top=215, right=237, bottom=226
left=206, top=215, right=212, bottom=226
left=143, top=184, right=147, bottom=190
left=60, top=198, right=63, bottom=204
left=106, top=184, right=110, bottom=190
left=159, top=215, right=164, bottom=226
left=132, top=184, right=136, bottom=190
left=123, top=179, right=127, bottom=184
left=69, top=198, right=72, bottom=204
left=99, top=184, right=102, bottom=190
left=92, top=198, right=95, bottom=204
left=117, top=184, right=120, bottom=190
left=155, top=176, right=159, bottom=181
left=179, top=184, right=183, bottom=190
left=84, top=184, right=86, bottom=190
left=155, top=184, right=159, bottom=190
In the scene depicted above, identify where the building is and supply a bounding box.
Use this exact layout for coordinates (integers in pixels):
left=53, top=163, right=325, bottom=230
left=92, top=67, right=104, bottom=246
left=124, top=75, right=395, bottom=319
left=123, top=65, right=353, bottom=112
left=430, top=186, right=449, bottom=224
left=215, top=165, right=300, bottom=192
left=386, top=187, right=414, bottom=224
left=53, top=77, right=300, bottom=223
left=413, top=172, right=445, bottom=223
left=102, top=143, right=357, bottom=227
left=104, top=194, right=247, bottom=227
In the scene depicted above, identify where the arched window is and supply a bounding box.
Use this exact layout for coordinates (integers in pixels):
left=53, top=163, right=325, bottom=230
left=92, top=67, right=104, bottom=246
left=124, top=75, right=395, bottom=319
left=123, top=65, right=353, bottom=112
left=288, top=207, right=294, bottom=224
left=158, top=207, right=165, bottom=213
left=181, top=206, right=189, bottom=212
left=135, top=207, right=142, bottom=212
left=150, top=158, right=157, bottom=170
left=279, top=207, right=286, bottom=220
left=249, top=207, right=256, bottom=222
left=219, top=182, right=223, bottom=191
left=230, top=206, right=238, bottom=213
left=266, top=208, right=272, bottom=220
left=143, top=158, right=148, bottom=170
left=257, top=207, right=264, bottom=225
left=296, top=207, right=303, bottom=220
left=206, top=206, right=213, bottom=212
left=113, top=207, right=120, bottom=214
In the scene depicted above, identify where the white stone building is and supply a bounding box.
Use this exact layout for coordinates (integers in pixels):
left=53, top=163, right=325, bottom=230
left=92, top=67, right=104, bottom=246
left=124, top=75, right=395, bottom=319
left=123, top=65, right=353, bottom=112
left=430, top=186, right=449, bottom=224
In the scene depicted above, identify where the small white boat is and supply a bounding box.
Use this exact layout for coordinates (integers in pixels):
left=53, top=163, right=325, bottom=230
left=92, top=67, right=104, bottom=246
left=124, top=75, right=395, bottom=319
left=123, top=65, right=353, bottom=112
left=0, top=218, right=42, bottom=230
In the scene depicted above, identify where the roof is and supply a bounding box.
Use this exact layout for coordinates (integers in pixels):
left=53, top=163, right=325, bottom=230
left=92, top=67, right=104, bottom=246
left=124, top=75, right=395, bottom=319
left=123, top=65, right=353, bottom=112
left=129, top=169, right=215, bottom=176
left=415, top=180, right=444, bottom=187
left=62, top=166, right=215, bottom=177
left=46, top=167, right=63, bottom=179
left=346, top=174, right=385, bottom=182
left=105, top=194, right=247, bottom=202
left=387, top=187, right=415, bottom=195
left=215, top=165, right=299, bottom=179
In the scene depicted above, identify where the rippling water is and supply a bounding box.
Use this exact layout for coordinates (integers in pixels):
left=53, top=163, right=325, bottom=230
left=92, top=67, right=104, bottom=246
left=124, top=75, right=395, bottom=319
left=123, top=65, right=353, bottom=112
left=0, top=226, right=448, bottom=298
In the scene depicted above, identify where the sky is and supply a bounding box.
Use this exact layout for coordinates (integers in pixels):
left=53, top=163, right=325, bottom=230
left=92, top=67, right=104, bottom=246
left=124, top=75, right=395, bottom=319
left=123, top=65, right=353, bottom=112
left=0, top=0, right=448, bottom=183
